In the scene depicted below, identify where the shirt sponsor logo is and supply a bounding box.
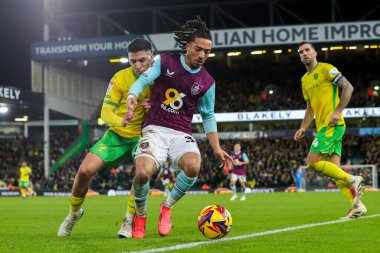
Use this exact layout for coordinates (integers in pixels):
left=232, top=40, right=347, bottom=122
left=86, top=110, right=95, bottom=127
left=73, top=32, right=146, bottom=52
left=307, top=83, right=319, bottom=92
left=161, top=88, right=186, bottom=113
left=161, top=104, right=179, bottom=114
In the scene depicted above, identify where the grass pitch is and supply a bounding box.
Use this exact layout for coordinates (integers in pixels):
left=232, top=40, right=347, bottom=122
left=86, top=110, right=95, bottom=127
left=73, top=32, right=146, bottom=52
left=1, top=191, right=379, bottom=253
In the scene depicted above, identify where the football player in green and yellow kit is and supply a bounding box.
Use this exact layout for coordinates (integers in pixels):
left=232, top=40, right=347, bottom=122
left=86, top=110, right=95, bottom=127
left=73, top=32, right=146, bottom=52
left=58, top=38, right=154, bottom=237
left=294, top=41, right=366, bottom=219
left=19, top=161, right=36, bottom=198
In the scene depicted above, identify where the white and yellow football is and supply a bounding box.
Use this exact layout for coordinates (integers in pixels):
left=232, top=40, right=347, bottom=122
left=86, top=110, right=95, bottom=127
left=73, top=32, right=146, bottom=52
left=197, top=205, right=232, bottom=239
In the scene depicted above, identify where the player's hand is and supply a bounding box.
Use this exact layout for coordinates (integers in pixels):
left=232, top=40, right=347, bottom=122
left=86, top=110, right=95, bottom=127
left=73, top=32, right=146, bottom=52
left=137, top=98, right=151, bottom=113
left=226, top=160, right=234, bottom=171
left=294, top=127, right=306, bottom=141
left=121, top=113, right=134, bottom=127
left=328, top=111, right=341, bottom=126
left=214, top=148, right=234, bottom=169
left=126, top=94, right=138, bottom=118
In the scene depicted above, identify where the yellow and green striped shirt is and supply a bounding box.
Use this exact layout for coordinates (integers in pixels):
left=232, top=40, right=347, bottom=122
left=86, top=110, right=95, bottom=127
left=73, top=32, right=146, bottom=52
left=20, top=166, right=31, bottom=182
left=301, top=62, right=346, bottom=132
left=102, top=67, right=152, bottom=138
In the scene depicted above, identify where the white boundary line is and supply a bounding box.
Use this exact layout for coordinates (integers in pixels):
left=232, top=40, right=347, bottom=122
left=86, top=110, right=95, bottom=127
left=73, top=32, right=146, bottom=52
left=122, top=214, right=380, bottom=253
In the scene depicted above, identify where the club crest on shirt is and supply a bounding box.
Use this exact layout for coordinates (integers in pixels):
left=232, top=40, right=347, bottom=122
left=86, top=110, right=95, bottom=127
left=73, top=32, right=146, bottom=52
left=98, top=143, right=107, bottom=152
left=191, top=82, right=203, bottom=96
left=139, top=141, right=150, bottom=150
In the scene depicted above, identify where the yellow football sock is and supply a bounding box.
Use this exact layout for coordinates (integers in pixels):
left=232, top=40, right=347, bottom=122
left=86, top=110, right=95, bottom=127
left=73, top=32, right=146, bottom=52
left=127, top=194, right=136, bottom=215
left=70, top=195, right=85, bottom=212
left=335, top=179, right=354, bottom=204
left=308, top=161, right=351, bottom=183
left=20, top=188, right=26, bottom=197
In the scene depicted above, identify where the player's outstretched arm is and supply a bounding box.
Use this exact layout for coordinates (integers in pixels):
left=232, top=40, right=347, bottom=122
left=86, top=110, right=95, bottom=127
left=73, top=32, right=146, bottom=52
left=127, top=56, right=162, bottom=114
left=197, top=84, right=233, bottom=167
left=207, top=132, right=234, bottom=169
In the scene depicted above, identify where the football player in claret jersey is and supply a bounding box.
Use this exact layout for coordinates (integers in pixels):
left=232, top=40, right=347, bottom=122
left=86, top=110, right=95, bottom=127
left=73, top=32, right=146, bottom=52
left=294, top=41, right=366, bottom=219
left=156, top=161, right=176, bottom=197
left=57, top=38, right=154, bottom=237
left=229, top=143, right=250, bottom=201
left=125, top=16, right=233, bottom=238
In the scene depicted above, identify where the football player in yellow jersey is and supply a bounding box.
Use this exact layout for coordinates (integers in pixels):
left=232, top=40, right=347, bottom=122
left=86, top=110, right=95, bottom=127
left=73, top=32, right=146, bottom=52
left=58, top=38, right=154, bottom=237
left=19, top=161, right=35, bottom=198
left=294, top=41, right=366, bottom=219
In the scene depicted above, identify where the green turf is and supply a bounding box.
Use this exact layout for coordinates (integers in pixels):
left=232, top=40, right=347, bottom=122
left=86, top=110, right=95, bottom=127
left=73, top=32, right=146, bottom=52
left=0, top=192, right=379, bottom=253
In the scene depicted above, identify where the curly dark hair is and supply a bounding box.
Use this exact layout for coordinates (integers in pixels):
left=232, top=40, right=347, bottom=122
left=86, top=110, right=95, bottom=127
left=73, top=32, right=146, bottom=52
left=173, top=16, right=212, bottom=50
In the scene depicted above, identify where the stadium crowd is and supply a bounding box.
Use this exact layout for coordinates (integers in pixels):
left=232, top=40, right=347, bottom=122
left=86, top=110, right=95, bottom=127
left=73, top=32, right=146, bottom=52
left=1, top=130, right=379, bottom=193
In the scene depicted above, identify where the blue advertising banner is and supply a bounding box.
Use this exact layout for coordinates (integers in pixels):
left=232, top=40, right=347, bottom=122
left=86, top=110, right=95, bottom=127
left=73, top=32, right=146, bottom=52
left=31, top=34, right=150, bottom=61
left=0, top=85, right=43, bottom=104
left=31, top=21, right=380, bottom=61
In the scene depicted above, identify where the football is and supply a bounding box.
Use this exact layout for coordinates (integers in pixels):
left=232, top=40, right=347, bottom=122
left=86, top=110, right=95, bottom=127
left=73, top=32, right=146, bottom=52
left=197, top=205, right=232, bottom=239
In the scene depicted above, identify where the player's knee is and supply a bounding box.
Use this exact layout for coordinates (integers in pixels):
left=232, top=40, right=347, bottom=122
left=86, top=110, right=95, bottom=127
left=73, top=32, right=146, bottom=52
left=78, top=165, right=96, bottom=180
left=307, top=162, right=323, bottom=172
left=307, top=163, right=316, bottom=171
left=184, top=170, right=199, bottom=178
left=135, top=168, right=151, bottom=184
left=181, top=159, right=201, bottom=177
